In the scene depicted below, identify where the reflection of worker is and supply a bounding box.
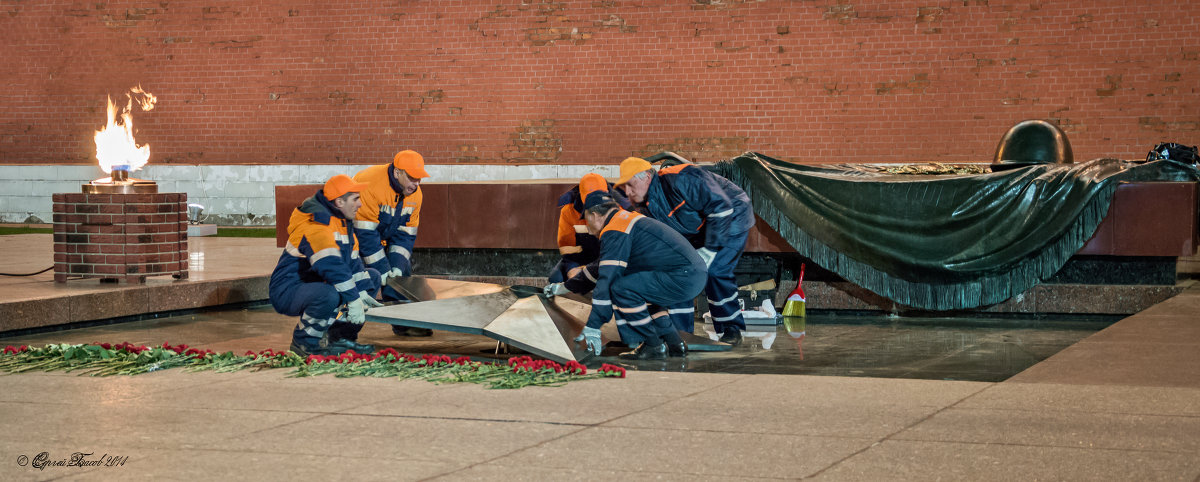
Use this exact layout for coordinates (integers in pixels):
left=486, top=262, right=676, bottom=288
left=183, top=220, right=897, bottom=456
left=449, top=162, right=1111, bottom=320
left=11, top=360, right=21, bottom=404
left=572, top=192, right=705, bottom=360
left=616, top=157, right=755, bottom=345
left=546, top=173, right=631, bottom=294
left=269, top=175, right=383, bottom=357
left=347, top=150, right=432, bottom=338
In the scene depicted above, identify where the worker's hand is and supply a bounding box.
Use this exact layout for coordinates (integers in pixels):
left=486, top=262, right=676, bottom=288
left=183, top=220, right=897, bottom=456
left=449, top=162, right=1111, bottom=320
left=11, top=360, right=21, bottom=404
left=346, top=299, right=366, bottom=324
left=358, top=291, right=384, bottom=308
left=379, top=267, right=403, bottom=286
left=697, top=247, right=717, bottom=268
left=543, top=282, right=569, bottom=297
left=573, top=326, right=603, bottom=355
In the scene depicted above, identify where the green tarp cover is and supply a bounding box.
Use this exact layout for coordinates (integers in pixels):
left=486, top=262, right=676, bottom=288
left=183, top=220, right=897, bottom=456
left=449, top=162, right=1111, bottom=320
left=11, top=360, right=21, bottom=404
left=715, top=153, right=1199, bottom=311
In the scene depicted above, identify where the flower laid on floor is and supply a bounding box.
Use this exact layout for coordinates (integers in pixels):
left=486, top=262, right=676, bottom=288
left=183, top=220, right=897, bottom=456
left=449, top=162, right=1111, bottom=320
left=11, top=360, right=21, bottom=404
left=0, top=343, right=625, bottom=389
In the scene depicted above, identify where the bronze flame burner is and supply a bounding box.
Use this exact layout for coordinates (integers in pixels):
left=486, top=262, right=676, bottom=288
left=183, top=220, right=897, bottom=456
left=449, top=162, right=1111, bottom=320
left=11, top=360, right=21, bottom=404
left=83, top=169, right=157, bottom=194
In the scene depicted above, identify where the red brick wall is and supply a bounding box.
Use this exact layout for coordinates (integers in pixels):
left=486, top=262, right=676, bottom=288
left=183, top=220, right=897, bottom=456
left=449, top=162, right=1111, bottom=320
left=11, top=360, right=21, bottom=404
left=52, top=193, right=188, bottom=282
left=2, top=1, right=1198, bottom=166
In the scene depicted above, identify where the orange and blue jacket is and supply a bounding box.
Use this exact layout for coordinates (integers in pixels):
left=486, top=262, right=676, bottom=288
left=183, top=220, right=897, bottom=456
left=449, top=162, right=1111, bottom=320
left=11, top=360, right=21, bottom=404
left=353, top=164, right=422, bottom=275
left=642, top=164, right=754, bottom=250
left=270, top=190, right=374, bottom=306
left=555, top=182, right=631, bottom=266
left=585, top=209, right=706, bottom=329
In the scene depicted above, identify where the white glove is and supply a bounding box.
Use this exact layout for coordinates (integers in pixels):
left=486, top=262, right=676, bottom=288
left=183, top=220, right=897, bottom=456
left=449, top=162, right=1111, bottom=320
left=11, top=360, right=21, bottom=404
left=697, top=247, right=717, bottom=268
left=379, top=267, right=403, bottom=286
left=543, top=282, right=570, bottom=297
left=573, top=326, right=603, bottom=355
left=358, top=290, right=384, bottom=308
left=346, top=299, right=366, bottom=324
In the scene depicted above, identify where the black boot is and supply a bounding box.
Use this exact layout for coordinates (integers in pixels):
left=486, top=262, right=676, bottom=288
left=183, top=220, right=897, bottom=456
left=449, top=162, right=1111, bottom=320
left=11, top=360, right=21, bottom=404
left=327, top=338, right=375, bottom=354
left=661, top=330, right=687, bottom=358
left=289, top=339, right=347, bottom=358
left=718, top=328, right=743, bottom=346
left=619, top=342, right=667, bottom=360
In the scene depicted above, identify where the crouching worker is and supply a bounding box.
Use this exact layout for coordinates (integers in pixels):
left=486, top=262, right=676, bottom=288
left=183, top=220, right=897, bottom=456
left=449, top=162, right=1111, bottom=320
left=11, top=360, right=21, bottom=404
left=547, top=172, right=632, bottom=290
left=573, top=191, right=706, bottom=360
left=270, top=174, right=384, bottom=357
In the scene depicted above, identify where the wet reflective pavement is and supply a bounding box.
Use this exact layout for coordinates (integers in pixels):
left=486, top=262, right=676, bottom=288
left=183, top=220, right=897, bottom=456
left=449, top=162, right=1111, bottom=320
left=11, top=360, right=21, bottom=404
left=0, top=304, right=1111, bottom=382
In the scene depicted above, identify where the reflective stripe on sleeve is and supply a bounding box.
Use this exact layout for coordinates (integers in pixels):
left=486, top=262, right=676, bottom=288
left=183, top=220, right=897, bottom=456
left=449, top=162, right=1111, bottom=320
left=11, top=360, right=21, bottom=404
left=397, top=226, right=418, bottom=235
left=599, top=260, right=627, bottom=268
left=284, top=242, right=304, bottom=258
left=310, top=247, right=341, bottom=263
left=333, top=279, right=356, bottom=292
left=363, top=250, right=386, bottom=264
left=354, top=220, right=379, bottom=230
left=388, top=245, right=412, bottom=259
left=709, top=208, right=734, bottom=218
left=591, top=299, right=612, bottom=306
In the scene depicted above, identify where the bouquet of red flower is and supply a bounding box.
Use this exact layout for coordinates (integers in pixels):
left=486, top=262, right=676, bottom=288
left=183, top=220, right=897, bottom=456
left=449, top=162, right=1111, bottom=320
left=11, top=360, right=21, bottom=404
left=1, top=342, right=626, bottom=389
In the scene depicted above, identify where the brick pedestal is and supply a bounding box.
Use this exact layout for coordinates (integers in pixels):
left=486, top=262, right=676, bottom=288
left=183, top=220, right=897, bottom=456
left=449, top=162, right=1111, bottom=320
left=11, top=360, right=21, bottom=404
left=52, top=192, right=189, bottom=283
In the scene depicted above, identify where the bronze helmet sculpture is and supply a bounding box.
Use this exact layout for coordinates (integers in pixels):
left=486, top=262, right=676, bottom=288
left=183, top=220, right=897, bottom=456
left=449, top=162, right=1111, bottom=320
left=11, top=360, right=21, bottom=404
left=991, top=120, right=1074, bottom=171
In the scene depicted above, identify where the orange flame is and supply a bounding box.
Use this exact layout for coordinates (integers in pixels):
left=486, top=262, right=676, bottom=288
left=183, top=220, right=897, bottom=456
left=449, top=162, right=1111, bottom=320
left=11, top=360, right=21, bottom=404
left=94, top=86, right=156, bottom=174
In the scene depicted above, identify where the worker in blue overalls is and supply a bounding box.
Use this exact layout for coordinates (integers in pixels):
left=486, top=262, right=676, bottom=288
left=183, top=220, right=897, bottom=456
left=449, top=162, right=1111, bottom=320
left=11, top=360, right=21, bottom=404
left=269, top=174, right=383, bottom=356
left=615, top=157, right=755, bottom=346
left=568, top=191, right=706, bottom=359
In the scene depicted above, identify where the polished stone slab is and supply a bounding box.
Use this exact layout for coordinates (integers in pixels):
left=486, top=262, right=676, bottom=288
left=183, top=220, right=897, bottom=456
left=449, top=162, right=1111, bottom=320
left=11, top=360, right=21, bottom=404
left=369, top=276, right=730, bottom=363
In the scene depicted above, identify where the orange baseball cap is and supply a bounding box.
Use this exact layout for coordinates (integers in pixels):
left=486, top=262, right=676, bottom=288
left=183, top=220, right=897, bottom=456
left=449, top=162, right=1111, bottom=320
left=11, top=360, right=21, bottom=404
left=615, top=157, right=652, bottom=186
left=393, top=150, right=430, bottom=179
left=578, top=173, right=608, bottom=198
left=324, top=174, right=369, bottom=200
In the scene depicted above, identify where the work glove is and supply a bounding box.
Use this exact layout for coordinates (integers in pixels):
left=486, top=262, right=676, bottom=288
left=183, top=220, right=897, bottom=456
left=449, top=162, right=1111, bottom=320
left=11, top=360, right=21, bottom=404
left=346, top=299, right=366, bottom=324
left=543, top=282, right=570, bottom=297
left=573, top=326, right=603, bottom=355
left=696, top=247, right=717, bottom=268
left=379, top=267, right=403, bottom=286
left=358, top=290, right=384, bottom=308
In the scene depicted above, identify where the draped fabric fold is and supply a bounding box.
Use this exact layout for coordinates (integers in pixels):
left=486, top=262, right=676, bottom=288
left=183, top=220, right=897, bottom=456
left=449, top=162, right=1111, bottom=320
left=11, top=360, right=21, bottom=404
left=714, top=152, right=1199, bottom=311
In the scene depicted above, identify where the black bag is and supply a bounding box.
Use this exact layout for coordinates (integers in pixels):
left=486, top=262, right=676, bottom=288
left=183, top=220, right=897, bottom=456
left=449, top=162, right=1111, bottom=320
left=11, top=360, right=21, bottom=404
left=1146, top=142, right=1199, bottom=165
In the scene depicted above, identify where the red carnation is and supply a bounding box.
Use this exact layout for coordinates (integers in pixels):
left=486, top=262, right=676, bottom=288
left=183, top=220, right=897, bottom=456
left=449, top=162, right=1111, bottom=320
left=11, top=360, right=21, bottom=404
left=599, top=363, right=626, bottom=378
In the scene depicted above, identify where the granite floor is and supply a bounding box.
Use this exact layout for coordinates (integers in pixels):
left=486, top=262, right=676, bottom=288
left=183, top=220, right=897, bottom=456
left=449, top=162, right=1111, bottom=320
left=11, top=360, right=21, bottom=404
left=1, top=235, right=1199, bottom=479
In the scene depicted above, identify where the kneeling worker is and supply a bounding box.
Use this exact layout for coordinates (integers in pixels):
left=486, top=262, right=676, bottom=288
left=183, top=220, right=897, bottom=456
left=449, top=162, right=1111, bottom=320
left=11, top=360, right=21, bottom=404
left=270, top=174, right=384, bottom=357
left=548, top=172, right=631, bottom=293
left=572, top=191, right=706, bottom=360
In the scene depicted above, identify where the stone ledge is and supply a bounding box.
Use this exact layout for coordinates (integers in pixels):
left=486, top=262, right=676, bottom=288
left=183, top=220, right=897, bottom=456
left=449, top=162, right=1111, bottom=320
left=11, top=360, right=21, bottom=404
left=0, top=276, right=268, bottom=333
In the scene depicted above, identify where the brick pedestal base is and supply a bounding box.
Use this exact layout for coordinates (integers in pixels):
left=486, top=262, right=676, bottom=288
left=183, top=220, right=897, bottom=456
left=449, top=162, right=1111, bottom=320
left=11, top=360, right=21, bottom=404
left=52, top=192, right=189, bottom=283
